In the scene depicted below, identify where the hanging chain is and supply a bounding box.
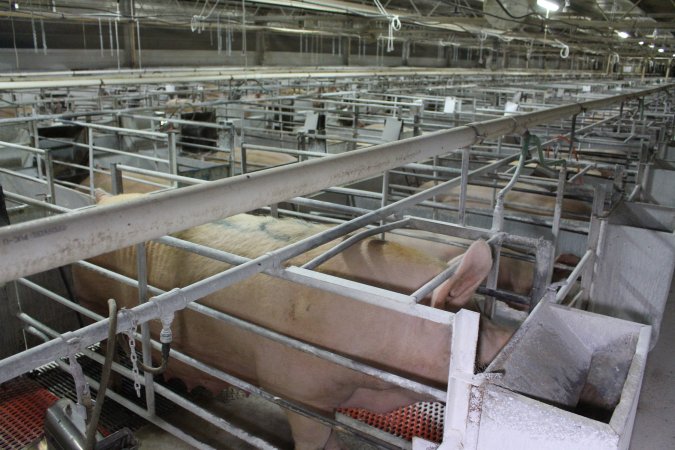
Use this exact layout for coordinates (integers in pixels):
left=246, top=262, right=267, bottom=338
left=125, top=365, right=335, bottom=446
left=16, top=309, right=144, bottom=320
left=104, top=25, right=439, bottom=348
left=124, top=313, right=142, bottom=398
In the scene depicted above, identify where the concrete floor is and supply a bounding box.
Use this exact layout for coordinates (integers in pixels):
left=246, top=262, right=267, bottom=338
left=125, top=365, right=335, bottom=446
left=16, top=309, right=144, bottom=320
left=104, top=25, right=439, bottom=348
left=131, top=283, right=675, bottom=450
left=629, top=279, right=675, bottom=449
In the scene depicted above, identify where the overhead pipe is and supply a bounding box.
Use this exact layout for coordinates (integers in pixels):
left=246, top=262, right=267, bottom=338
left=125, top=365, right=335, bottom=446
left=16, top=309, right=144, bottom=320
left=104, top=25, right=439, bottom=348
left=0, top=82, right=672, bottom=285
left=0, top=67, right=591, bottom=90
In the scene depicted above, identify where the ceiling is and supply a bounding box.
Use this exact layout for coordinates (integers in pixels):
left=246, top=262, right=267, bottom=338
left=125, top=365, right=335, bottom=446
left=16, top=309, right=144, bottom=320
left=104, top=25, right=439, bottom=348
left=2, top=0, right=674, bottom=60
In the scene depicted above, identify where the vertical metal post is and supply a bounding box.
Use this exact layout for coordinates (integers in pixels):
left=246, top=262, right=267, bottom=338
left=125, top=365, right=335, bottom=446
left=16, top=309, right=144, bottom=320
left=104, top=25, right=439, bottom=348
left=551, top=162, right=566, bottom=251
left=380, top=170, right=390, bottom=240
left=44, top=150, right=55, bottom=204
left=639, top=98, right=645, bottom=122
left=29, top=120, right=44, bottom=181
left=135, top=243, right=156, bottom=416
left=240, top=144, right=248, bottom=174
left=30, top=119, right=40, bottom=151
left=531, top=239, right=555, bottom=308
left=580, top=186, right=606, bottom=306
left=442, top=309, right=480, bottom=448
left=167, top=131, right=178, bottom=188
left=635, top=143, right=650, bottom=202
left=87, top=127, right=95, bottom=197
left=10, top=281, right=28, bottom=352
left=458, top=146, right=470, bottom=226
left=568, top=114, right=578, bottom=157
left=111, top=163, right=124, bottom=195
left=217, top=119, right=235, bottom=177
left=351, top=105, right=359, bottom=151
left=149, top=118, right=159, bottom=170
left=483, top=243, right=501, bottom=318
left=617, top=101, right=624, bottom=134
left=432, top=156, right=439, bottom=221
left=32, top=121, right=44, bottom=181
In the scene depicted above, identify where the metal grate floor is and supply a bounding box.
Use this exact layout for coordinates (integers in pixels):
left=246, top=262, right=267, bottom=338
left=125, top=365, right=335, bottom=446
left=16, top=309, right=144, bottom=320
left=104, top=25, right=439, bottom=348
left=0, top=377, right=60, bottom=450
left=337, top=401, right=445, bottom=443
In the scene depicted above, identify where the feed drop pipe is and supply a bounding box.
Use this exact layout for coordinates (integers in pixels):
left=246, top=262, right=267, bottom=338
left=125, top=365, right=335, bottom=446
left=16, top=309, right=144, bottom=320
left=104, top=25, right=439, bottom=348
left=1, top=83, right=671, bottom=285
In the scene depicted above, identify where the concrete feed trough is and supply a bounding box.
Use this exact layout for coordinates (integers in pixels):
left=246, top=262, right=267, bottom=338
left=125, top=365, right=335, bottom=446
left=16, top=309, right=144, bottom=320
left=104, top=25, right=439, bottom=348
left=477, top=302, right=650, bottom=450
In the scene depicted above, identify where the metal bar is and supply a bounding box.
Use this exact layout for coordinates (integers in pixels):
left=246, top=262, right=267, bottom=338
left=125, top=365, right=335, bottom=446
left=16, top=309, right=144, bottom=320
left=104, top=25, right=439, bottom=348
left=42, top=137, right=168, bottom=162
left=16, top=277, right=99, bottom=320
left=301, top=218, right=411, bottom=270
left=60, top=119, right=166, bottom=139
left=458, top=146, right=470, bottom=226
left=551, top=163, right=566, bottom=250
left=568, top=114, right=578, bottom=156
left=567, top=164, right=595, bottom=183
left=242, top=142, right=327, bottom=159
left=43, top=150, right=56, bottom=204
left=555, top=249, right=593, bottom=303
left=87, top=127, right=95, bottom=196
left=531, top=239, right=555, bottom=307
left=0, top=139, right=46, bottom=155
left=411, top=258, right=462, bottom=303
left=167, top=132, right=178, bottom=188
left=111, top=163, right=123, bottom=195
left=115, top=164, right=204, bottom=186
left=3, top=191, right=71, bottom=213
left=380, top=170, right=390, bottom=239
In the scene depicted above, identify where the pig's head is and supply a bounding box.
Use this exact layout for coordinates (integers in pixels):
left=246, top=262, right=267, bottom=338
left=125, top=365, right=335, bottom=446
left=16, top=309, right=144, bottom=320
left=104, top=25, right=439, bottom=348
left=430, top=239, right=493, bottom=311
left=428, top=240, right=514, bottom=367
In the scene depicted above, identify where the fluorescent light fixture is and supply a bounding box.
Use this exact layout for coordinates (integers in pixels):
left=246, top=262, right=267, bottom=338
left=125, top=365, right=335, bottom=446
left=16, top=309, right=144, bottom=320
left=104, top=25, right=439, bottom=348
left=648, top=43, right=655, bottom=48
left=616, top=31, right=629, bottom=39
left=536, top=0, right=559, bottom=12
left=658, top=48, right=664, bottom=53
left=638, top=41, right=644, bottom=45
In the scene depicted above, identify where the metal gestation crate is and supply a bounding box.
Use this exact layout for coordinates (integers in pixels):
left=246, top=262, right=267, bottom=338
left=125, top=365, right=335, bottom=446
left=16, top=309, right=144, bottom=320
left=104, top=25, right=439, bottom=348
left=0, top=79, right=672, bottom=449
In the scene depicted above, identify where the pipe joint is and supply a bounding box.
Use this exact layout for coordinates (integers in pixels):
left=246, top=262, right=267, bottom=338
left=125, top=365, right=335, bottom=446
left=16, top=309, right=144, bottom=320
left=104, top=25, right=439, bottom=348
left=59, top=331, right=83, bottom=357
left=465, top=123, right=488, bottom=143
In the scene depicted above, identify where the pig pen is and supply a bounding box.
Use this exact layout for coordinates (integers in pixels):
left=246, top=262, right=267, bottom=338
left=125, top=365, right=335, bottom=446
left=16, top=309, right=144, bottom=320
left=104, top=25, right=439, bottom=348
left=1, top=80, right=673, bottom=449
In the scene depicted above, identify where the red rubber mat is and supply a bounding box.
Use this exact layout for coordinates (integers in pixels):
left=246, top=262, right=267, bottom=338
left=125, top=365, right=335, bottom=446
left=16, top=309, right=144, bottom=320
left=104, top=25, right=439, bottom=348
left=337, top=401, right=444, bottom=443
left=0, top=377, right=59, bottom=449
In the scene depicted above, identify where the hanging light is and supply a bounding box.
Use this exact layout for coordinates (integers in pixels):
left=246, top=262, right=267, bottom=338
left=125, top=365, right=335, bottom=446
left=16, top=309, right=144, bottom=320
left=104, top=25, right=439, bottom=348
left=638, top=41, right=644, bottom=45
left=562, top=0, right=571, bottom=13
left=616, top=31, right=629, bottom=39
left=657, top=48, right=665, bottom=53
left=648, top=43, right=655, bottom=48
left=536, top=0, right=560, bottom=12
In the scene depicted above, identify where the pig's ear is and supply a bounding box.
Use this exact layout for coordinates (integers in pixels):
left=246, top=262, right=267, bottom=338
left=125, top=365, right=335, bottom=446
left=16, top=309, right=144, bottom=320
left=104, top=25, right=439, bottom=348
left=94, top=188, right=111, bottom=203
left=431, top=240, right=493, bottom=310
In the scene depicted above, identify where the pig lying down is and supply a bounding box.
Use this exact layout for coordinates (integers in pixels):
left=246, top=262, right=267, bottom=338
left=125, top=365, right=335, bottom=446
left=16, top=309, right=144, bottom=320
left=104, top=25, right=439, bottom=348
left=419, top=180, right=592, bottom=220
left=73, top=192, right=515, bottom=449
